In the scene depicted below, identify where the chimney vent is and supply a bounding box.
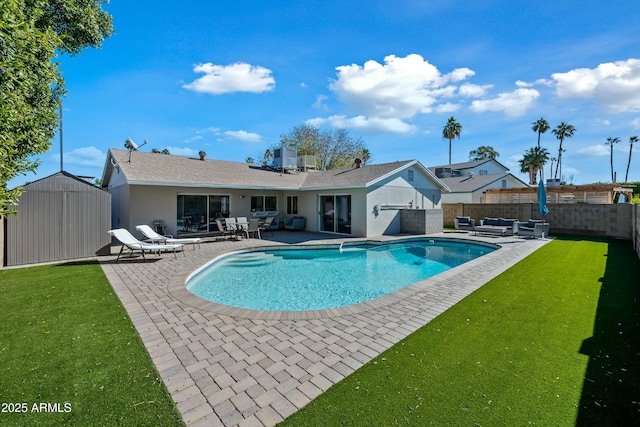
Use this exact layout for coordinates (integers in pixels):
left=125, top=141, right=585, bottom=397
left=354, top=158, right=362, bottom=168
left=199, top=151, right=206, bottom=161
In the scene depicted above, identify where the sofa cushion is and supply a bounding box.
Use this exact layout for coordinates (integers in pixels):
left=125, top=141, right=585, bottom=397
left=483, top=217, right=500, bottom=226
left=499, top=218, right=517, bottom=227
left=456, top=216, right=471, bottom=225
left=525, top=219, right=543, bottom=228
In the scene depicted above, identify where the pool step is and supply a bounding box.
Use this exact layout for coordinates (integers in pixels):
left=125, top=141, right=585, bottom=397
left=225, top=253, right=279, bottom=267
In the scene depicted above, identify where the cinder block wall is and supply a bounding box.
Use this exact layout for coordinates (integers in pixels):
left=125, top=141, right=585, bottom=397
left=444, top=203, right=634, bottom=240
left=400, top=209, right=443, bottom=235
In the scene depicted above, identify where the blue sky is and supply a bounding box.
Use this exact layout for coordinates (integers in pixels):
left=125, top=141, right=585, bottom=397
left=10, top=0, right=640, bottom=187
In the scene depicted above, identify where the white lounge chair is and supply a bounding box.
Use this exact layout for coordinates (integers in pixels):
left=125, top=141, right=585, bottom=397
left=135, top=224, right=201, bottom=250
left=108, top=228, right=184, bottom=261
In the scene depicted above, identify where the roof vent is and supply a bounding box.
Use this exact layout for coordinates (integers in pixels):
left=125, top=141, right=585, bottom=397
left=354, top=158, right=362, bottom=168
left=199, top=151, right=206, bottom=161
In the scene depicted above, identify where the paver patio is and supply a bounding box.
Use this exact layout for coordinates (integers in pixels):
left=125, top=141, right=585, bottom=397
left=99, top=231, right=550, bottom=426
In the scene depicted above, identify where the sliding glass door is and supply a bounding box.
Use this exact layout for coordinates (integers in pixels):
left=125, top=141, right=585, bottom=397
left=319, top=195, right=351, bottom=234
left=177, top=194, right=229, bottom=234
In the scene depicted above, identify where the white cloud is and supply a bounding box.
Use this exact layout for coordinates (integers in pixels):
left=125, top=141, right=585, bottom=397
left=552, top=58, right=640, bottom=113
left=632, top=118, right=640, bottom=129
left=61, top=146, right=106, bottom=167
left=310, top=115, right=417, bottom=134
left=313, top=95, right=329, bottom=111
left=575, top=144, right=609, bottom=157
left=469, top=88, right=540, bottom=117
left=183, top=62, right=275, bottom=95
left=184, top=135, right=203, bottom=143
left=224, top=130, right=261, bottom=143
left=434, top=103, right=460, bottom=113
left=329, top=54, right=478, bottom=120
left=458, top=83, right=492, bottom=97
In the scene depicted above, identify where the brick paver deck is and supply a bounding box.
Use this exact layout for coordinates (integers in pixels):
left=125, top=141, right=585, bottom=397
left=99, top=231, right=550, bottom=426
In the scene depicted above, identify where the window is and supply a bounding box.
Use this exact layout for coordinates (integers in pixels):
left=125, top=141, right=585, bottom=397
left=502, top=179, right=507, bottom=188
left=479, top=170, right=488, bottom=175
left=286, top=196, right=298, bottom=215
left=251, top=195, right=278, bottom=212
left=408, top=170, right=414, bottom=182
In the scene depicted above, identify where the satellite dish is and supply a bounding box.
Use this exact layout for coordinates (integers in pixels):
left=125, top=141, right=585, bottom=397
left=110, top=157, right=116, bottom=167
left=130, top=140, right=139, bottom=150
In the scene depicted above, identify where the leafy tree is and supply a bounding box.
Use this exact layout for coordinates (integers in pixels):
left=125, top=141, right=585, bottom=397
left=151, top=148, right=170, bottom=154
left=0, top=0, right=113, bottom=216
left=625, top=136, right=638, bottom=183
left=532, top=117, right=550, bottom=148
left=551, top=122, right=576, bottom=181
left=245, top=157, right=255, bottom=164
left=262, top=148, right=273, bottom=165
left=279, top=123, right=368, bottom=170
left=442, top=116, right=462, bottom=165
left=469, top=146, right=499, bottom=161
left=605, top=137, right=620, bottom=183
left=519, top=146, right=550, bottom=185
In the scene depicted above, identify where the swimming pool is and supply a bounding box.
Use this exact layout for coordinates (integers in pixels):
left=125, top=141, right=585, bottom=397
left=186, top=239, right=497, bottom=311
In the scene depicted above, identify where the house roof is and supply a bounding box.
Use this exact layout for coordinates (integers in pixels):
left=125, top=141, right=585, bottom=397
left=438, top=172, right=528, bottom=193
left=428, top=158, right=510, bottom=173
left=102, top=149, right=449, bottom=191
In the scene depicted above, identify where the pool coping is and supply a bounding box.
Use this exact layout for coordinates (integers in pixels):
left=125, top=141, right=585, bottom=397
left=99, top=231, right=551, bottom=426
left=169, top=237, right=502, bottom=320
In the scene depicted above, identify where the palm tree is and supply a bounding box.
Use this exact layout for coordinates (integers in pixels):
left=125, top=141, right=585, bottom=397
left=606, top=137, right=620, bottom=183
left=519, top=146, right=550, bottom=185
left=442, top=116, right=462, bottom=165
left=549, top=157, right=557, bottom=181
left=469, top=145, right=499, bottom=161
left=551, top=122, right=576, bottom=181
left=626, top=136, right=638, bottom=183
left=532, top=117, right=550, bottom=148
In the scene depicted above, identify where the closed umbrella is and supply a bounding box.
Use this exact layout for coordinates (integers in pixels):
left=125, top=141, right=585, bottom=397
left=538, top=180, right=549, bottom=238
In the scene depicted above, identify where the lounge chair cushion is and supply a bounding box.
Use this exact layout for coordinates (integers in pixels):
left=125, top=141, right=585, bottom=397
left=455, top=216, right=471, bottom=225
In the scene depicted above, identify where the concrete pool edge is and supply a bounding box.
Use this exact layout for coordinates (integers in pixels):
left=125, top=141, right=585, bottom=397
left=168, top=236, right=503, bottom=320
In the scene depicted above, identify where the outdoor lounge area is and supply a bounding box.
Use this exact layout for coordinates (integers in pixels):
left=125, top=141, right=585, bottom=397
left=96, top=231, right=553, bottom=425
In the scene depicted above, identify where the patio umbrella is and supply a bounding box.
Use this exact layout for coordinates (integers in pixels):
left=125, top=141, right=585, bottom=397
left=538, top=180, right=549, bottom=238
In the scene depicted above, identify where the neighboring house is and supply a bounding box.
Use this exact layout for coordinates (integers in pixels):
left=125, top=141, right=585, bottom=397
left=428, top=159, right=529, bottom=203
left=101, top=149, right=450, bottom=238
left=2, top=171, right=111, bottom=267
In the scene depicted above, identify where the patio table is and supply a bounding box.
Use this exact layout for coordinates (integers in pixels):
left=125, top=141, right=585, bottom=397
left=474, top=225, right=508, bottom=236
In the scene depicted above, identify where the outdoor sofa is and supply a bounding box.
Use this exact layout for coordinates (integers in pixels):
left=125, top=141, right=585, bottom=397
left=283, top=216, right=306, bottom=230
left=476, top=217, right=519, bottom=236
left=454, top=216, right=476, bottom=232
left=517, top=219, right=549, bottom=239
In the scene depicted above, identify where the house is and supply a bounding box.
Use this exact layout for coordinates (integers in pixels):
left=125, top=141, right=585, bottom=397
left=2, top=171, right=111, bottom=267
left=428, top=159, right=529, bottom=203
left=101, top=149, right=450, bottom=238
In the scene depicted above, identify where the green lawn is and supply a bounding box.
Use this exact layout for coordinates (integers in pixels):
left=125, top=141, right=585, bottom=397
left=281, top=237, right=640, bottom=426
left=0, top=261, right=184, bottom=427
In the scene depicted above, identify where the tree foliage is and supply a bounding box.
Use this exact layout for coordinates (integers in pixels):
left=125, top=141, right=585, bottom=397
left=551, top=122, right=576, bottom=181
left=442, top=116, right=462, bottom=165
left=532, top=117, right=550, bottom=148
left=519, top=146, right=550, bottom=185
left=469, top=145, right=499, bottom=161
left=0, top=0, right=113, bottom=217
left=278, top=123, right=370, bottom=170
left=605, top=137, right=620, bottom=183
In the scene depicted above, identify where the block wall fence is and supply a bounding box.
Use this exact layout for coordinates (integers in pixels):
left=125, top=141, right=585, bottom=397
left=444, top=203, right=635, bottom=240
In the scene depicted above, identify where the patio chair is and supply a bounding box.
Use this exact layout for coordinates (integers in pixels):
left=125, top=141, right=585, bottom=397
left=135, top=224, right=201, bottom=250
left=246, top=218, right=262, bottom=239
left=108, top=228, right=184, bottom=261
left=454, top=216, right=475, bottom=232
left=517, top=219, right=549, bottom=239
left=261, top=216, right=275, bottom=237
left=215, top=219, right=233, bottom=239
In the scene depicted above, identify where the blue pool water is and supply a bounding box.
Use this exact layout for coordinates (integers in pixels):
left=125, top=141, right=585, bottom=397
left=186, top=239, right=496, bottom=311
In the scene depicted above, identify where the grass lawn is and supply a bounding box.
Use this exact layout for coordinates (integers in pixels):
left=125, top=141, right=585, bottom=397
left=281, top=237, right=640, bottom=426
left=0, top=261, right=184, bottom=427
